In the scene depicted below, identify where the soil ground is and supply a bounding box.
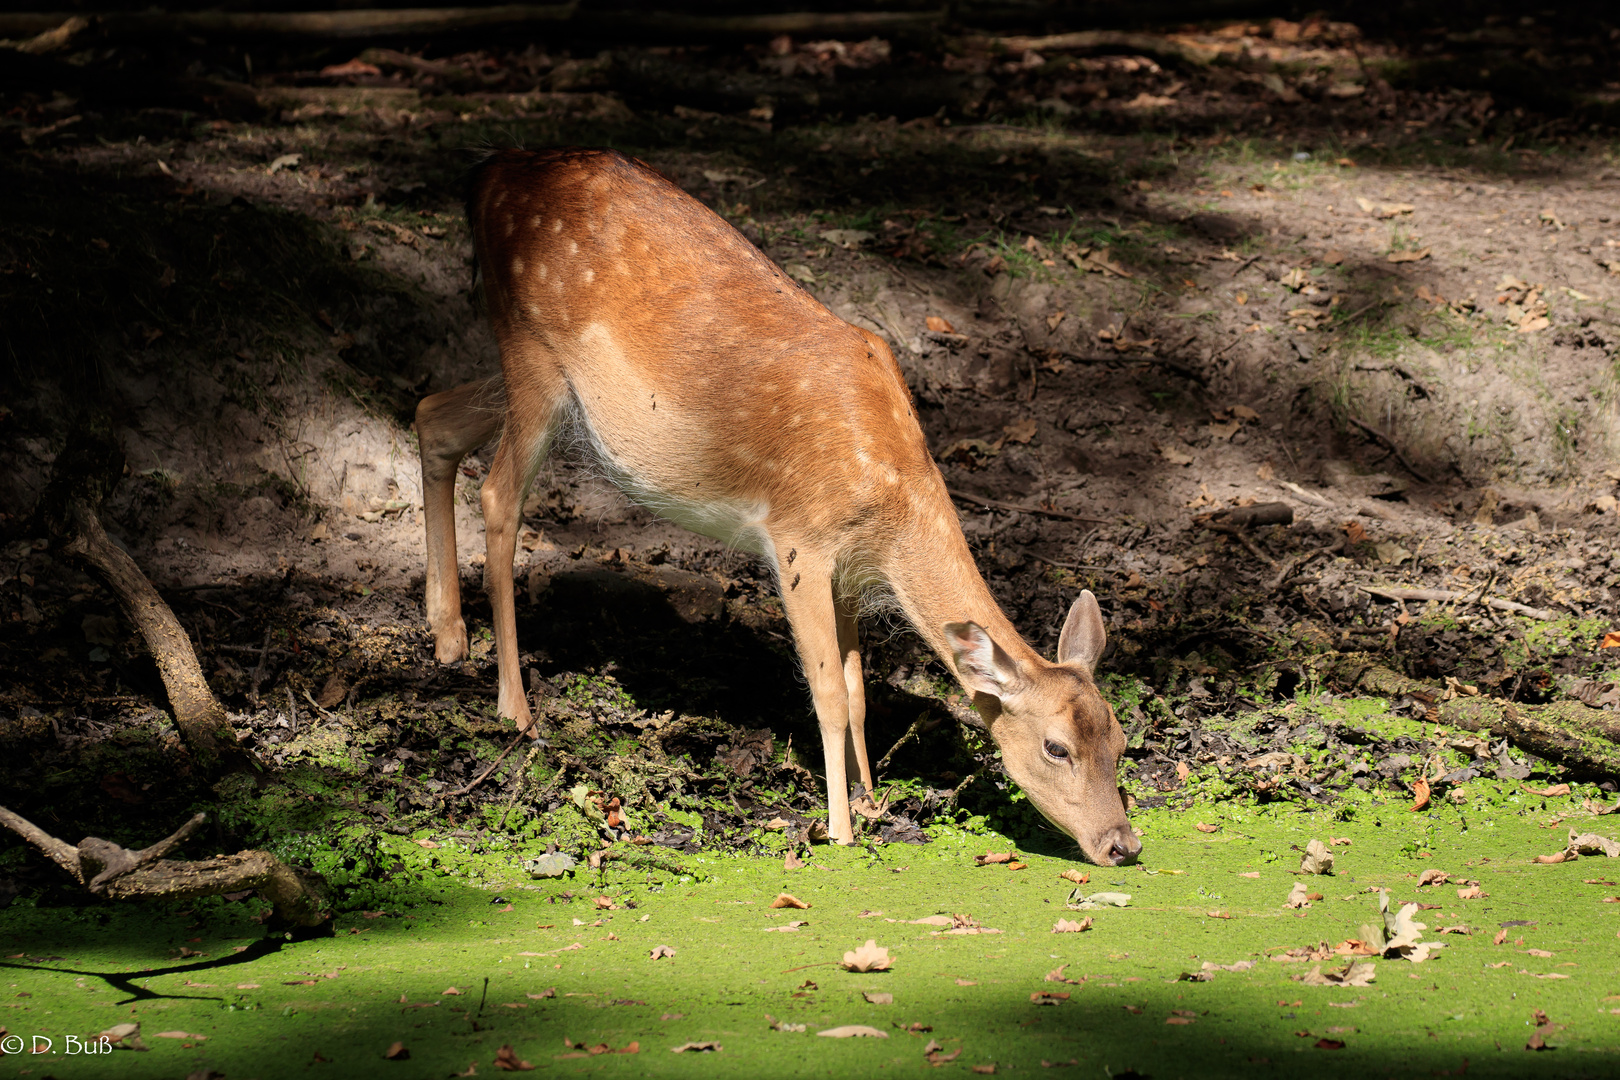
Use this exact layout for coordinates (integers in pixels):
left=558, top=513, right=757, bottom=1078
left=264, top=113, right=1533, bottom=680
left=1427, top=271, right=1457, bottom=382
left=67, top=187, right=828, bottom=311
left=2, top=6, right=1620, bottom=1076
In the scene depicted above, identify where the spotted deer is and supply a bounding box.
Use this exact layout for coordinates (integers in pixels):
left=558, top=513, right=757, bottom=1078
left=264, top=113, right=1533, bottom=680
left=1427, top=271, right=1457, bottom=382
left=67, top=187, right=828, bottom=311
left=414, top=147, right=1139, bottom=864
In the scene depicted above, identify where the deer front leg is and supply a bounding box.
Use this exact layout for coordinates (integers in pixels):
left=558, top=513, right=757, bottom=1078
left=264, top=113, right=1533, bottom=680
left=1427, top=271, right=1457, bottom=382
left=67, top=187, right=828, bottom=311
left=415, top=377, right=504, bottom=664
left=835, top=597, right=873, bottom=794
left=479, top=407, right=553, bottom=734
left=776, top=548, right=856, bottom=845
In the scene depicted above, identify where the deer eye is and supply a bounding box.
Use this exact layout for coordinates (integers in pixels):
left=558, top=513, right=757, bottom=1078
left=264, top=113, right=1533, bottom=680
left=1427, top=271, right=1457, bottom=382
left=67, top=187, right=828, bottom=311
left=1043, top=740, right=1070, bottom=761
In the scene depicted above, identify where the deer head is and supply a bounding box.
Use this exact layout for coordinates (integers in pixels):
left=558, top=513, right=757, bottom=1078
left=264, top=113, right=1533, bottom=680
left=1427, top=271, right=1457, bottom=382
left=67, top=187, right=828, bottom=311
left=946, top=590, right=1139, bottom=866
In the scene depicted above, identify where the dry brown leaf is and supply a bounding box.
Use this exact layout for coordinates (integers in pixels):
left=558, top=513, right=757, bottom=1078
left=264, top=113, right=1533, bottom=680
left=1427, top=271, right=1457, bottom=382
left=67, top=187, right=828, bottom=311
left=670, top=1042, right=721, bottom=1053
left=1532, top=852, right=1572, bottom=864
left=1411, top=776, right=1431, bottom=813
left=1525, top=784, right=1571, bottom=798
left=1007, top=861, right=1028, bottom=871
left=817, top=1025, right=889, bottom=1038
left=975, top=852, right=1014, bottom=866
left=1387, top=247, right=1432, bottom=264
left=1601, top=631, right=1620, bottom=649
left=1059, top=869, right=1090, bottom=885
left=771, top=893, right=811, bottom=909
left=1030, top=992, right=1070, bottom=1005
left=1052, top=918, right=1093, bottom=933
left=1195, top=822, right=1220, bottom=833
left=784, top=850, right=805, bottom=870
left=649, top=945, right=676, bottom=960
left=842, top=940, right=893, bottom=972
left=493, top=1044, right=534, bottom=1071
left=926, top=315, right=955, bottom=334
left=1457, top=885, right=1487, bottom=899
left=1417, top=869, right=1449, bottom=887
left=1207, top=910, right=1233, bottom=920
left=384, top=1041, right=410, bottom=1060
left=1494, top=928, right=1508, bottom=945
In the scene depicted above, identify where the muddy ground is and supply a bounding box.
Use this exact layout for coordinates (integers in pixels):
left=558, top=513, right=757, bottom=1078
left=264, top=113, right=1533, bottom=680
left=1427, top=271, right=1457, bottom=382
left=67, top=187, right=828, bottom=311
left=1, top=3, right=1620, bottom=1042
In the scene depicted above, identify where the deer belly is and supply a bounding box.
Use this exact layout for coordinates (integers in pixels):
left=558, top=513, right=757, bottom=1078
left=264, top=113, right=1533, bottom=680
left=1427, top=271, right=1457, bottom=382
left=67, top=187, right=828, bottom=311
left=567, top=398, right=772, bottom=556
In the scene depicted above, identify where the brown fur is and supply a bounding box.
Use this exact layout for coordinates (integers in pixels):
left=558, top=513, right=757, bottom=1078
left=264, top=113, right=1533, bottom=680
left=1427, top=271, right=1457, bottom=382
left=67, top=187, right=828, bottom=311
left=414, top=148, right=1138, bottom=863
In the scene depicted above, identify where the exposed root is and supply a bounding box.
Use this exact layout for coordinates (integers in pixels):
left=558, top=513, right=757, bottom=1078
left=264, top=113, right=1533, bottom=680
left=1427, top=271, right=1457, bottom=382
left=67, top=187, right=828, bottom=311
left=0, top=807, right=329, bottom=927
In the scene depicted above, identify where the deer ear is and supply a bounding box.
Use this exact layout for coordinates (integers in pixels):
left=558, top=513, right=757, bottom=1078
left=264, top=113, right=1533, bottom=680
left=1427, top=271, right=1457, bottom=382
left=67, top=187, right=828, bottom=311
left=1056, top=590, right=1107, bottom=674
left=945, top=621, right=1020, bottom=698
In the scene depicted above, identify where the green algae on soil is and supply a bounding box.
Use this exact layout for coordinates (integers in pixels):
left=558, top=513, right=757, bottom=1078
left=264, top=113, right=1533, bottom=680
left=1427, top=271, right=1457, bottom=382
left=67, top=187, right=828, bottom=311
left=5, top=751, right=1619, bottom=1078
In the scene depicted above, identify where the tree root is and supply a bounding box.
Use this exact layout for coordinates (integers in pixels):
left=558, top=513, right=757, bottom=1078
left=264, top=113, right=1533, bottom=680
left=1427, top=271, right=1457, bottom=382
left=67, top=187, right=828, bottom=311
left=0, top=807, right=329, bottom=927
left=1323, top=654, right=1620, bottom=779
left=33, top=427, right=253, bottom=776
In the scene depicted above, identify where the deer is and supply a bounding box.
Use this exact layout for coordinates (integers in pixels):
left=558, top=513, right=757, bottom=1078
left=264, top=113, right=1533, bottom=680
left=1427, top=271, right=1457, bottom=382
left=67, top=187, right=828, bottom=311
left=413, top=147, right=1140, bottom=865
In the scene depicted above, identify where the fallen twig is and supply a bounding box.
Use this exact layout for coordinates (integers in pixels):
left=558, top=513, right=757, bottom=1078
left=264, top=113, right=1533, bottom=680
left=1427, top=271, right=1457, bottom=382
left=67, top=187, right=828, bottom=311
left=1208, top=523, right=1278, bottom=569
left=1276, top=480, right=1334, bottom=509
left=1230, top=253, right=1263, bottom=278
left=947, top=488, right=1109, bottom=524
left=449, top=730, right=534, bottom=797
left=1053, top=351, right=1205, bottom=384
left=0, top=807, right=328, bottom=926
left=1347, top=416, right=1433, bottom=484
left=1361, top=585, right=1556, bottom=621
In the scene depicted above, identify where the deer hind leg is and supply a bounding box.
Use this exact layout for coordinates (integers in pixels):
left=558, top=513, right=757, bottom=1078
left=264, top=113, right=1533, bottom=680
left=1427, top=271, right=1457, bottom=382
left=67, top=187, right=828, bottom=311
left=835, top=596, right=873, bottom=794
left=479, top=353, right=567, bottom=734
left=775, top=544, right=857, bottom=844
left=416, top=375, right=505, bottom=664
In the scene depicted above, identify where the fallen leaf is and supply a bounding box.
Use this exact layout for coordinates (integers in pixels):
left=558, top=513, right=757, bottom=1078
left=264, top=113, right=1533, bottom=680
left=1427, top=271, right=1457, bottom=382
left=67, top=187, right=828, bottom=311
left=784, top=850, right=806, bottom=870
left=1196, top=823, right=1220, bottom=833
left=862, top=991, right=893, bottom=1005
left=971, top=1067, right=998, bottom=1076
left=1387, top=247, right=1432, bottom=264
left=155, top=1031, right=207, bottom=1040
left=267, top=153, right=302, bottom=175
left=1031, top=992, right=1070, bottom=1006
left=1457, top=885, right=1487, bottom=899
left=1411, top=776, right=1431, bottom=812
left=384, top=1041, right=410, bottom=1060
left=1239, top=872, right=1260, bottom=879
left=1315, top=1038, right=1346, bottom=1050
left=818, top=1025, right=889, bottom=1038
left=649, top=945, right=676, bottom=960
left=842, top=940, right=893, bottom=972
left=1356, top=198, right=1415, bottom=218
left=955, top=979, right=977, bottom=986
left=975, top=852, right=1014, bottom=866
left=1533, top=852, right=1572, bottom=864
left=925, top=1044, right=962, bottom=1065
left=912, top=915, right=954, bottom=926
left=1417, top=869, right=1449, bottom=888
left=1067, top=891, right=1131, bottom=910
left=926, top=316, right=956, bottom=334
left=493, top=1044, right=534, bottom=1071
left=1494, top=929, right=1508, bottom=945
left=771, top=893, right=811, bottom=909
left=440, top=986, right=462, bottom=996
left=1207, top=911, right=1233, bottom=920
left=1059, top=869, right=1090, bottom=885
left=1052, top=918, right=1093, bottom=933
left=1526, top=784, right=1571, bottom=797
left=1300, top=839, right=1335, bottom=875
left=670, top=1042, right=721, bottom=1053
left=1601, top=632, right=1620, bottom=649
left=1285, top=883, right=1312, bottom=909
left=1165, top=1016, right=1195, bottom=1025
left=1002, top=418, right=1038, bottom=445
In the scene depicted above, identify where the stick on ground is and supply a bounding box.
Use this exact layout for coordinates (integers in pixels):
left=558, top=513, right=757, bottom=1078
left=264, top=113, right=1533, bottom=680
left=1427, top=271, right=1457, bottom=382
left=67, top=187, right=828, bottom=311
left=0, top=807, right=328, bottom=927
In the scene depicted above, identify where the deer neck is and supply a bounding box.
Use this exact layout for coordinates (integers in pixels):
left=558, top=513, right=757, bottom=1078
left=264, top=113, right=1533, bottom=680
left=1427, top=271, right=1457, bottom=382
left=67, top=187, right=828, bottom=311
left=881, top=518, right=1041, bottom=678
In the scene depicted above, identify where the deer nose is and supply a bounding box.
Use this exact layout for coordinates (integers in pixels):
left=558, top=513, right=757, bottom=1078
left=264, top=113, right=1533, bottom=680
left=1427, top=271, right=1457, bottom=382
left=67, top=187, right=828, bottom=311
left=1108, top=830, right=1142, bottom=865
